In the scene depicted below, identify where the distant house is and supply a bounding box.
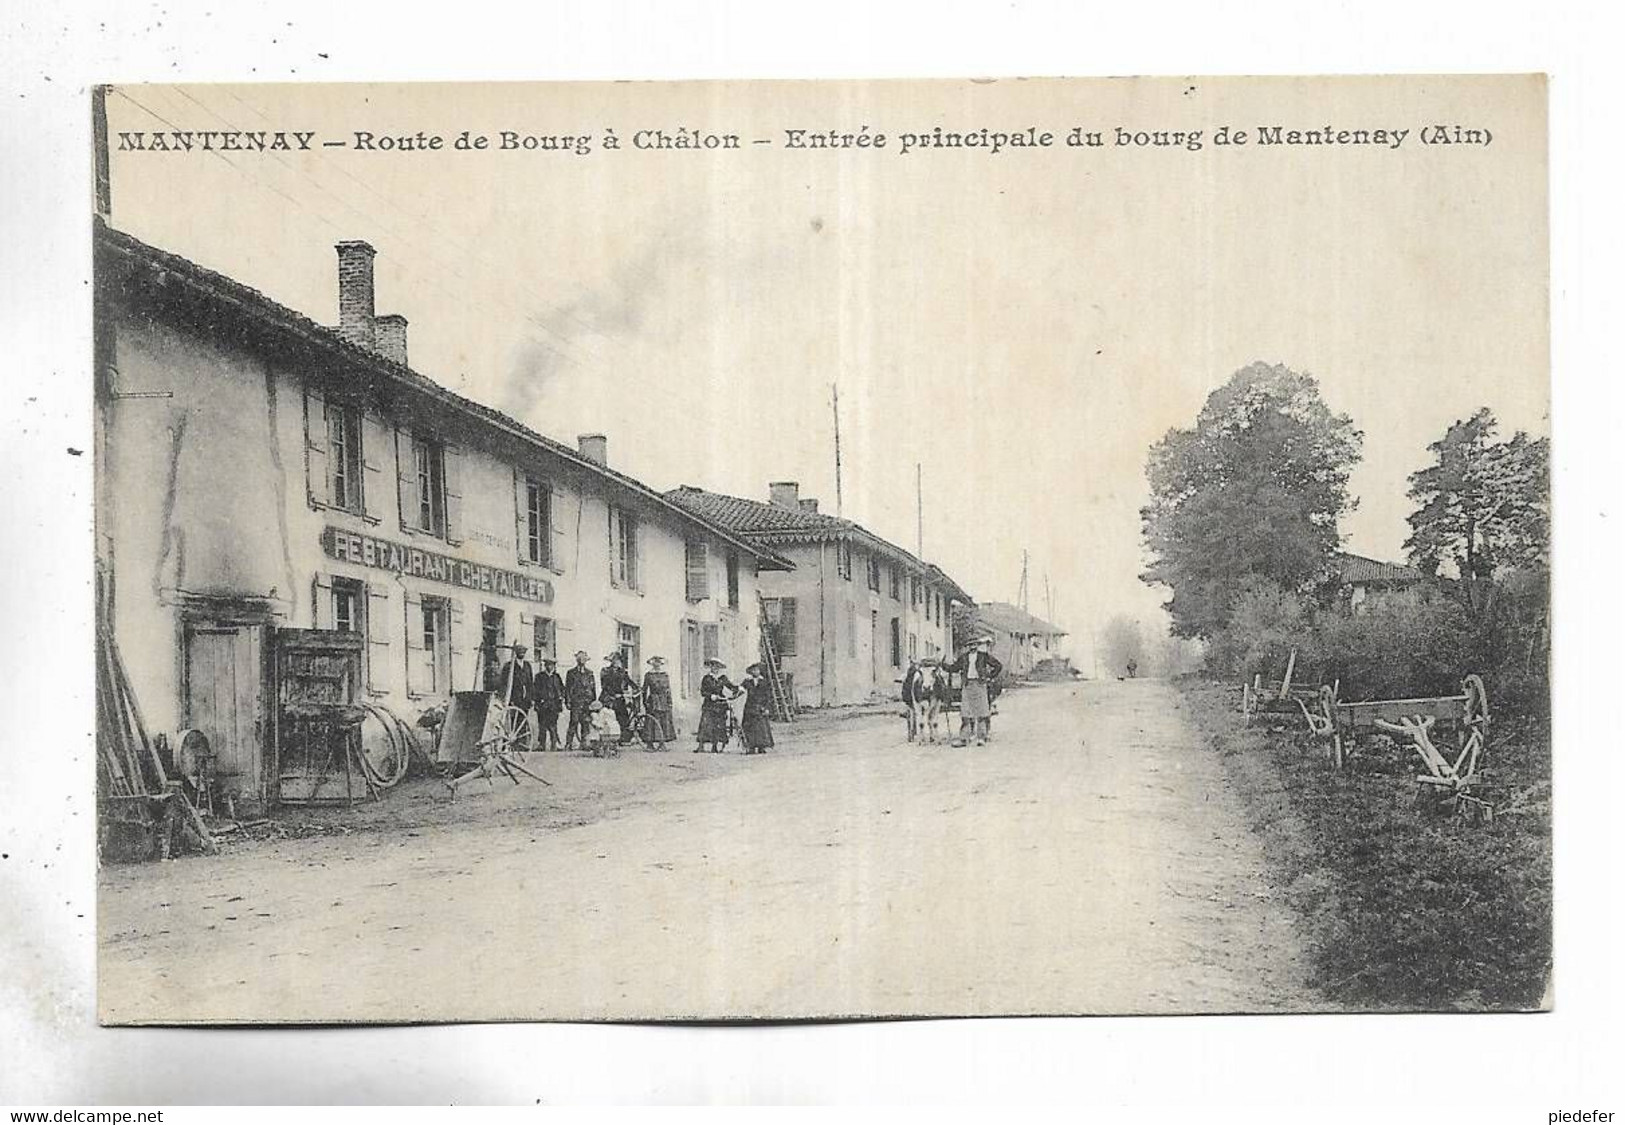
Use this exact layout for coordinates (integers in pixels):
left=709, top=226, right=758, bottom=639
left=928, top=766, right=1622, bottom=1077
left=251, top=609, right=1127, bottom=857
left=666, top=482, right=974, bottom=707
left=1336, top=552, right=1428, bottom=614
left=955, top=601, right=1068, bottom=679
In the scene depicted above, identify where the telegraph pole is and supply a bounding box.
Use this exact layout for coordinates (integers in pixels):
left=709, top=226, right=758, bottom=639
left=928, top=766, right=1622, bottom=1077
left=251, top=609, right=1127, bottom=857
left=916, top=462, right=923, bottom=557
left=831, top=383, right=844, bottom=517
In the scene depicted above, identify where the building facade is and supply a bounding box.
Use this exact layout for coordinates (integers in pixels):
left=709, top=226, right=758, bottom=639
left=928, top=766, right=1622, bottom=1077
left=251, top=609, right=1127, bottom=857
left=956, top=602, right=1068, bottom=679
left=95, top=223, right=788, bottom=812
left=666, top=483, right=973, bottom=707
left=1336, top=552, right=1428, bottom=614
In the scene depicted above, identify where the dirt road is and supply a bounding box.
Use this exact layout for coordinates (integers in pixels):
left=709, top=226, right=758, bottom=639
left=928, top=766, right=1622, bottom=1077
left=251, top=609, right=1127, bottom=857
left=99, top=680, right=1314, bottom=1022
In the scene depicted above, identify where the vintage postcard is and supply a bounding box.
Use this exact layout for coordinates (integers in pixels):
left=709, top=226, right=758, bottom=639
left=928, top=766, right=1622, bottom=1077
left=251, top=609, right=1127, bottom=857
left=92, top=75, right=1549, bottom=1024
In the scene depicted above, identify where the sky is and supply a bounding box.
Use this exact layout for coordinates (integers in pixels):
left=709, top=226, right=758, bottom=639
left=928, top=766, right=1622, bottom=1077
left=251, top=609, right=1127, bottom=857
left=104, top=77, right=1549, bottom=663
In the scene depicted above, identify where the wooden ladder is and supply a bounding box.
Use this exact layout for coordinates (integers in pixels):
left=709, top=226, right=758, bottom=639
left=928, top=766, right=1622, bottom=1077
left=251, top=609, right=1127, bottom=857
left=756, top=591, right=796, bottom=722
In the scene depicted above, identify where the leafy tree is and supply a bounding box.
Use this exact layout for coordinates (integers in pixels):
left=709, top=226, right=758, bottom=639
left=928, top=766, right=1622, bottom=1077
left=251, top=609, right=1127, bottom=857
left=1405, top=407, right=1550, bottom=581
left=1100, top=615, right=1146, bottom=676
left=1141, top=362, right=1363, bottom=638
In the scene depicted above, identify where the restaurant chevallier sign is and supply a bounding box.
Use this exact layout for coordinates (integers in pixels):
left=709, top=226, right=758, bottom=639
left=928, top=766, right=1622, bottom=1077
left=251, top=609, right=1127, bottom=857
left=321, top=526, right=554, bottom=604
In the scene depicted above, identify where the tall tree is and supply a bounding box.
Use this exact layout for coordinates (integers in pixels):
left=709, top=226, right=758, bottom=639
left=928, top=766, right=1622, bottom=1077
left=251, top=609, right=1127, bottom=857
left=1100, top=615, right=1146, bottom=676
left=1141, top=362, right=1363, bottom=638
left=1405, top=408, right=1550, bottom=581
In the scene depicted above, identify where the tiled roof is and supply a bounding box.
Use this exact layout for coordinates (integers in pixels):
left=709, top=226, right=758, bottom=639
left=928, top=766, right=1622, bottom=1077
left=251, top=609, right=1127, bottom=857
left=665, top=487, right=854, bottom=538
left=95, top=219, right=791, bottom=571
left=971, top=601, right=1068, bottom=638
left=666, top=486, right=974, bottom=603
left=1336, top=552, right=1426, bottom=585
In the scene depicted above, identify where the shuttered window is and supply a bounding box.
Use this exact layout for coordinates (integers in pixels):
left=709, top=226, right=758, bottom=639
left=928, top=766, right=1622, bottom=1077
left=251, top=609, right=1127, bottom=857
left=685, top=540, right=710, bottom=601
left=725, top=552, right=740, bottom=609
left=610, top=506, right=641, bottom=589
left=763, top=597, right=797, bottom=658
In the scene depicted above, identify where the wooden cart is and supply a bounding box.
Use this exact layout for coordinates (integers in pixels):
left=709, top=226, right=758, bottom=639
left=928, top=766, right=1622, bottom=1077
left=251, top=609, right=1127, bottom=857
left=1241, top=648, right=1334, bottom=727
left=1306, top=675, right=1493, bottom=821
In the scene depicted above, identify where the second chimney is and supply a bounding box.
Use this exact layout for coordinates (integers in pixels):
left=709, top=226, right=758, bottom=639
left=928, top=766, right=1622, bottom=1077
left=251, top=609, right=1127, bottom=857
left=578, top=434, right=608, bottom=466
left=769, top=481, right=801, bottom=509
left=798, top=498, right=819, bottom=514
left=335, top=241, right=376, bottom=349
left=374, top=314, right=409, bottom=366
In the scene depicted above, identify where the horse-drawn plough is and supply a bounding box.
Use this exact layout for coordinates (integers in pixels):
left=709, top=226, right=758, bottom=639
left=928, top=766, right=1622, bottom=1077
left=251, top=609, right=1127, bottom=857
left=1299, top=674, right=1495, bottom=822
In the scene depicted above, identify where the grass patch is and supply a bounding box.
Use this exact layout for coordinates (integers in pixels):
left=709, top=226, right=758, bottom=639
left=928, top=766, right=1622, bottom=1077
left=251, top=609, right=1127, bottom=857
left=1180, top=679, right=1551, bottom=1011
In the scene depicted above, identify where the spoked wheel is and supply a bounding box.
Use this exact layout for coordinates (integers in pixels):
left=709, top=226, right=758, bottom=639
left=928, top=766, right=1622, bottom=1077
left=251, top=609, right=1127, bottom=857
left=498, top=705, right=535, bottom=754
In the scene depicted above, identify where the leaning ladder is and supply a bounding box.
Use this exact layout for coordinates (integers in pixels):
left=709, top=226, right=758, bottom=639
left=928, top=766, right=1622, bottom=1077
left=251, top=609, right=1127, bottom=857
left=756, top=591, right=796, bottom=722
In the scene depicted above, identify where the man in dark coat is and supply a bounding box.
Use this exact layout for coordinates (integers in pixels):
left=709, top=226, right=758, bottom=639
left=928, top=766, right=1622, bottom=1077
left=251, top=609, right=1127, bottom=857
left=943, top=637, right=1003, bottom=746
left=599, top=652, right=636, bottom=745
left=564, top=650, right=598, bottom=751
left=534, top=656, right=565, bottom=751
left=495, top=644, right=535, bottom=750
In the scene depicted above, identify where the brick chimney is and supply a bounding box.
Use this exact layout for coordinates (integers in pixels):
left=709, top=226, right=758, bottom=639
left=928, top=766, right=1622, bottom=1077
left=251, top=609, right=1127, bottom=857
left=769, top=481, right=800, bottom=509
left=335, top=241, right=376, bottom=349
left=577, top=434, right=608, bottom=466
left=374, top=314, right=408, bottom=366
left=799, top=498, right=819, bottom=514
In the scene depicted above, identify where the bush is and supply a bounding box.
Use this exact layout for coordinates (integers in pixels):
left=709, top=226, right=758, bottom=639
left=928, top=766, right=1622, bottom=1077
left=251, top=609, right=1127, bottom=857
left=1204, top=576, right=1313, bottom=680
left=1316, top=588, right=1479, bottom=700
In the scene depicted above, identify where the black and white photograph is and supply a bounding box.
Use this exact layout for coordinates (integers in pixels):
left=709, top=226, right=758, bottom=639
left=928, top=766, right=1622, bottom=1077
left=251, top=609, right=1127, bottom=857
left=82, top=74, right=1554, bottom=1025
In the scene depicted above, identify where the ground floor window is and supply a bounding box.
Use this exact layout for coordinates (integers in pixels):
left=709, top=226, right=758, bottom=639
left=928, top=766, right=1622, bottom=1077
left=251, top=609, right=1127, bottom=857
left=762, top=597, right=797, bottom=657
left=531, top=615, right=556, bottom=661
left=617, top=621, right=641, bottom=673
left=332, top=577, right=364, bottom=635
left=908, top=632, right=917, bottom=661
left=481, top=605, right=505, bottom=690
left=890, top=616, right=902, bottom=668
left=409, top=594, right=452, bottom=696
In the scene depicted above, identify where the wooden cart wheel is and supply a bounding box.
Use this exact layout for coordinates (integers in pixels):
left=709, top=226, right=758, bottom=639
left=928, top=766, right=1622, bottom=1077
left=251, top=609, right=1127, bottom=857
left=1462, top=674, right=1490, bottom=729
left=498, top=705, right=535, bottom=754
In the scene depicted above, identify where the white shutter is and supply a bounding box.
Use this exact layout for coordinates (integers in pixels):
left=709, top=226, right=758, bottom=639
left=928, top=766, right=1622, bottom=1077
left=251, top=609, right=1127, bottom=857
left=685, top=541, right=710, bottom=602
left=312, top=573, right=334, bottom=629
left=514, top=466, right=529, bottom=563
left=442, top=444, right=464, bottom=544
left=518, top=611, right=533, bottom=655
left=448, top=598, right=467, bottom=690
left=549, top=492, right=565, bottom=574
left=608, top=507, right=620, bottom=586
left=396, top=427, right=419, bottom=533
left=366, top=583, right=391, bottom=691
left=360, top=411, right=390, bottom=521
left=403, top=591, right=425, bottom=696
left=304, top=387, right=331, bottom=508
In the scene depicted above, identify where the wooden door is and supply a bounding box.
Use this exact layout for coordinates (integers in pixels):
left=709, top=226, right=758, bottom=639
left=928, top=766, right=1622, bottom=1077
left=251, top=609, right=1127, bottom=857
left=185, top=623, right=265, bottom=805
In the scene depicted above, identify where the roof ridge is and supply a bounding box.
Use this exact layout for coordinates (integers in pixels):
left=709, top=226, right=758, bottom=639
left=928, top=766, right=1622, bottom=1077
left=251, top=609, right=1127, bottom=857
left=96, top=221, right=791, bottom=571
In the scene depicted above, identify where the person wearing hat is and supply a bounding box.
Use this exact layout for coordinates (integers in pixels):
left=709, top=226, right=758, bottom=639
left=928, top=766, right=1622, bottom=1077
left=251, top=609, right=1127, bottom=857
left=534, top=656, right=565, bottom=751
left=943, top=636, right=1002, bottom=746
left=695, top=658, right=739, bottom=753
left=738, top=662, right=776, bottom=754
left=599, top=651, right=637, bottom=746
left=495, top=644, right=536, bottom=751
left=640, top=655, right=677, bottom=751
left=564, top=650, right=598, bottom=751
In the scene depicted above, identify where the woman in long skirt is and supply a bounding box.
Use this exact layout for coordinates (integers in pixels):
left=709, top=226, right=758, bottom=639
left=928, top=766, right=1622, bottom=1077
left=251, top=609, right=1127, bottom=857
left=739, top=663, right=775, bottom=754
left=641, top=655, right=677, bottom=751
left=696, top=658, right=738, bottom=753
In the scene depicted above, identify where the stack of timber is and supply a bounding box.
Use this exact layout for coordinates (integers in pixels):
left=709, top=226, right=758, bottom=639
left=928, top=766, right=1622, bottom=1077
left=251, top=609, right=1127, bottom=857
left=97, top=573, right=217, bottom=862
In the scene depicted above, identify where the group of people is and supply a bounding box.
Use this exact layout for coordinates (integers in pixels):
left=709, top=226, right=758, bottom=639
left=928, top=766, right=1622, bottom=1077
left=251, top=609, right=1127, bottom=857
left=494, top=645, right=776, bottom=756
left=900, top=636, right=1004, bottom=747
